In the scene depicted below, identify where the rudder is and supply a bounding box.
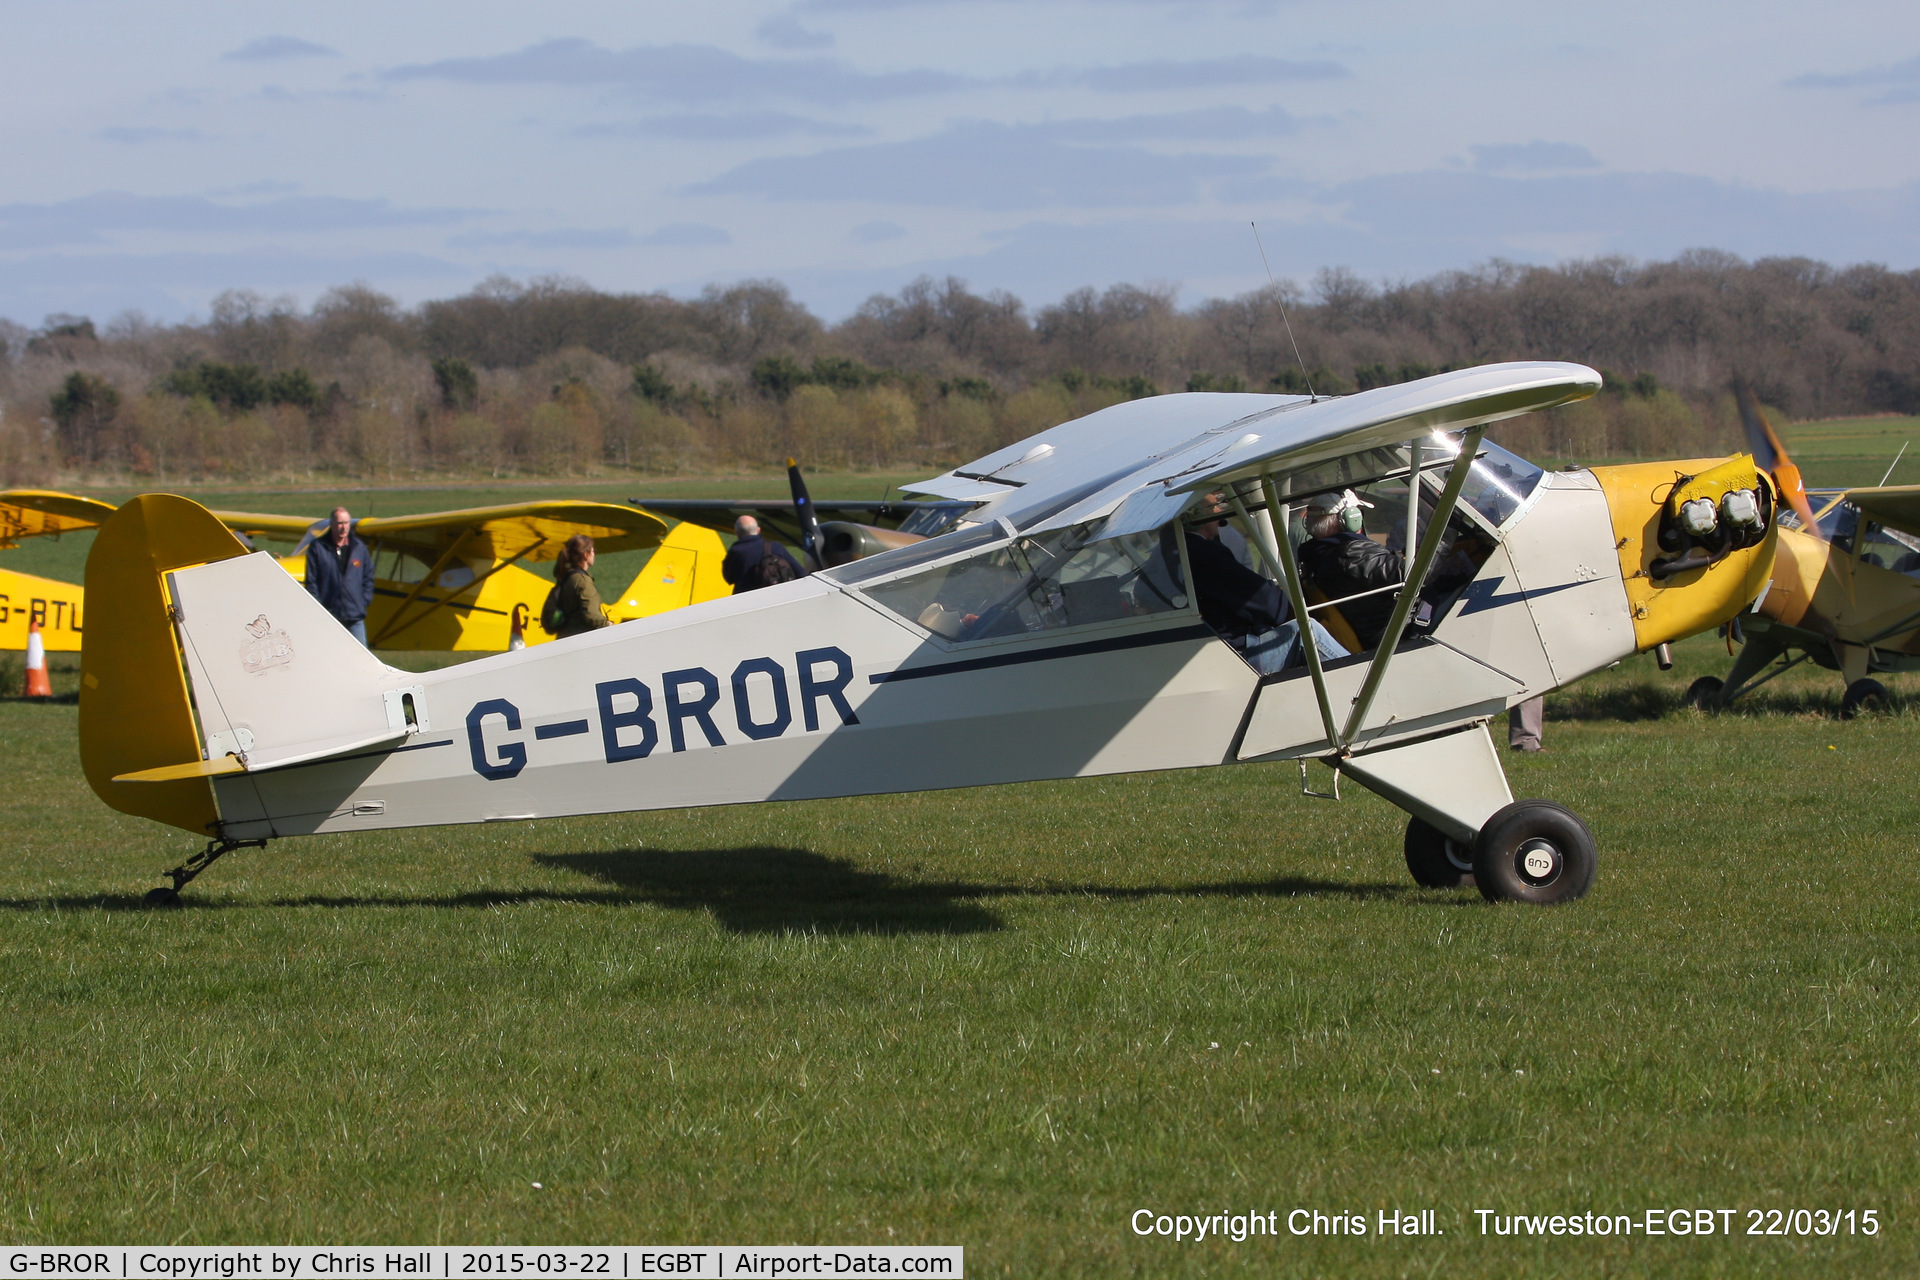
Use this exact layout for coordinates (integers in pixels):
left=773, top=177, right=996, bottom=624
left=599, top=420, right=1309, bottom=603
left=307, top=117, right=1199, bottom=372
left=80, top=495, right=250, bottom=834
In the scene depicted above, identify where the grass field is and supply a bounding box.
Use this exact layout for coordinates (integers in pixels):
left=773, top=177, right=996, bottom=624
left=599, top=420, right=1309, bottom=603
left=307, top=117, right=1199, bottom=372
left=2, top=640, right=1916, bottom=1274
left=1, top=443, right=1917, bottom=1272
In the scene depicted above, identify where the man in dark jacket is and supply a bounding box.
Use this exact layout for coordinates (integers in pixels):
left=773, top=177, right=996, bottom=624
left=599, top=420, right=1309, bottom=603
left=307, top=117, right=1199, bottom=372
left=304, top=506, right=376, bottom=644
left=721, top=515, right=804, bottom=592
left=1186, top=506, right=1345, bottom=675
left=1297, top=489, right=1405, bottom=651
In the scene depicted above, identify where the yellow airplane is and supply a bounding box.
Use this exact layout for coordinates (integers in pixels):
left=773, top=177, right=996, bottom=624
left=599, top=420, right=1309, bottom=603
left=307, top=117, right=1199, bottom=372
left=1688, top=388, right=1920, bottom=717
left=0, top=490, right=117, bottom=652
left=0, top=492, right=732, bottom=651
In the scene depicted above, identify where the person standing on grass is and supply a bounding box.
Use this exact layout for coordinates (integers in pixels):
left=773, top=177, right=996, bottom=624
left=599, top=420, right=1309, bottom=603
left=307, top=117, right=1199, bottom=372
left=721, top=514, right=804, bottom=592
left=304, top=506, right=375, bottom=645
left=1510, top=696, right=1545, bottom=752
left=546, top=533, right=610, bottom=638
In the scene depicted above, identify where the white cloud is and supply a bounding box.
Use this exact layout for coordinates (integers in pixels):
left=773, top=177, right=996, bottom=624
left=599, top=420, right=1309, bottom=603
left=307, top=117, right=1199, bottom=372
left=638, top=223, right=733, bottom=247
left=384, top=39, right=965, bottom=105
left=97, top=126, right=209, bottom=145
left=0, top=193, right=476, bottom=250
left=1788, top=52, right=1920, bottom=104
left=575, top=112, right=869, bottom=141
left=758, top=15, right=835, bottom=51
left=689, top=122, right=1267, bottom=209
left=1469, top=141, right=1601, bottom=172
left=223, top=36, right=340, bottom=61
left=450, top=229, right=637, bottom=250
left=1056, top=55, right=1348, bottom=92
left=1033, top=105, right=1307, bottom=141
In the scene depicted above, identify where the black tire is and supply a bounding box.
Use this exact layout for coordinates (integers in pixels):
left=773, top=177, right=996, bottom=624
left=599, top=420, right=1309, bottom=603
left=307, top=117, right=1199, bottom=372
left=143, top=887, right=182, bottom=909
left=1404, top=816, right=1475, bottom=889
left=1472, top=801, right=1597, bottom=905
left=1685, top=675, right=1724, bottom=710
left=1841, top=677, right=1890, bottom=720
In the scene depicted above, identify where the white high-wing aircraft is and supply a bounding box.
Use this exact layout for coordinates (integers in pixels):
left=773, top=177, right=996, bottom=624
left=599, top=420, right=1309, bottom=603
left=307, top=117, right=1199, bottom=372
left=80, top=363, right=1775, bottom=907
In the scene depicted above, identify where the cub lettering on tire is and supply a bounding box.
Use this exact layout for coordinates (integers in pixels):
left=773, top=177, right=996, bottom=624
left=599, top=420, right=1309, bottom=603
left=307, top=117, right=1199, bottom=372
left=1404, top=816, right=1475, bottom=889
left=1472, top=800, right=1597, bottom=905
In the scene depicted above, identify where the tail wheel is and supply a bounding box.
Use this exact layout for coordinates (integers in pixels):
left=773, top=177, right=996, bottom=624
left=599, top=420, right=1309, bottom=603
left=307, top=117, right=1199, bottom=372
left=1685, top=675, right=1724, bottom=710
left=1404, top=817, right=1474, bottom=888
left=1841, top=678, right=1890, bottom=720
left=1472, top=801, right=1597, bottom=905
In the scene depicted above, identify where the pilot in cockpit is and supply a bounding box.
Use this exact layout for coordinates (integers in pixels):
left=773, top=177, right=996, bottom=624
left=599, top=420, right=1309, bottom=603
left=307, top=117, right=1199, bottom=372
left=1187, top=496, right=1346, bottom=675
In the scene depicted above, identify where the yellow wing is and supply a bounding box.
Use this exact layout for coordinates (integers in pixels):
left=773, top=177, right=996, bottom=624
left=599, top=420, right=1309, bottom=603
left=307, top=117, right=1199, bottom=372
left=0, top=489, right=119, bottom=545
left=354, top=501, right=670, bottom=564
left=208, top=510, right=329, bottom=542
left=1843, top=485, right=1920, bottom=539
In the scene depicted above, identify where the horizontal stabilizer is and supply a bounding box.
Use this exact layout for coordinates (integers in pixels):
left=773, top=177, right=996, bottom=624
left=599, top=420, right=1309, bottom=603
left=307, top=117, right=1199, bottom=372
left=115, top=756, right=248, bottom=784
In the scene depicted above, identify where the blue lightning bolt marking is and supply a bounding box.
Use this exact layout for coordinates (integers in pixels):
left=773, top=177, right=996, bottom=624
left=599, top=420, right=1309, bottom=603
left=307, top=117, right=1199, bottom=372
left=1456, top=575, right=1591, bottom=615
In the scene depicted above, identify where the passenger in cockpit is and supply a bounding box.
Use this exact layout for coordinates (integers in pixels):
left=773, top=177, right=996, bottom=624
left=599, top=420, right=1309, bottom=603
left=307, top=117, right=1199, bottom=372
left=1186, top=504, right=1346, bottom=675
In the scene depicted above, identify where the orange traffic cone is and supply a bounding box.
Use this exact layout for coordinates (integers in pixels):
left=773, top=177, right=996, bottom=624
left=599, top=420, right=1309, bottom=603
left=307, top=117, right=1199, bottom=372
left=508, top=603, right=528, bottom=651
left=23, top=618, right=51, bottom=698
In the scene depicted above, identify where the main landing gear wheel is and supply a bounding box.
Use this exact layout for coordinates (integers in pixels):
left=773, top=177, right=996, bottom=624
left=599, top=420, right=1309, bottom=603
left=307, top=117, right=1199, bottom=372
left=143, top=887, right=182, bottom=909
left=1404, top=817, right=1475, bottom=889
left=1472, top=801, right=1597, bottom=905
left=1685, top=675, right=1724, bottom=710
left=1841, top=677, right=1890, bottom=720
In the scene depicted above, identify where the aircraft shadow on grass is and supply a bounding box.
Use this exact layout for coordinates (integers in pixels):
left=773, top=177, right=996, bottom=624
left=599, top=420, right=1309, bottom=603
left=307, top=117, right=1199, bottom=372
left=1546, top=681, right=1871, bottom=722
left=0, top=846, right=1430, bottom=924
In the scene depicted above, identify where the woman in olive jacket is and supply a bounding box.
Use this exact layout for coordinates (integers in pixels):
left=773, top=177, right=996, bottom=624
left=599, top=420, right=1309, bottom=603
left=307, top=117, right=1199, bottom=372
left=551, top=533, right=611, bottom=638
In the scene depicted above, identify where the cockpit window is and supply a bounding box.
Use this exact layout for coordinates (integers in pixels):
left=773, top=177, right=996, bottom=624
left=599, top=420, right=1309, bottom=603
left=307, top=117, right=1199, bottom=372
left=1816, top=500, right=1858, bottom=551
left=821, top=520, right=1006, bottom=587
left=1435, top=437, right=1545, bottom=529
left=893, top=502, right=976, bottom=538
left=1857, top=519, right=1920, bottom=575
left=860, top=524, right=1187, bottom=642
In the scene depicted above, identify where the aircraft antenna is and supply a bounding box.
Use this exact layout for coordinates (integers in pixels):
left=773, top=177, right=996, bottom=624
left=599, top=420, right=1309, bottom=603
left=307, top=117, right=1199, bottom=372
left=1252, top=221, right=1316, bottom=402
left=1880, top=440, right=1909, bottom=487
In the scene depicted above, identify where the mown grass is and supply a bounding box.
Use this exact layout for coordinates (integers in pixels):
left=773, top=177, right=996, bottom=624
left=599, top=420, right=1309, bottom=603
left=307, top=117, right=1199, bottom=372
left=1779, top=415, right=1920, bottom=491
left=0, top=633, right=1914, bottom=1276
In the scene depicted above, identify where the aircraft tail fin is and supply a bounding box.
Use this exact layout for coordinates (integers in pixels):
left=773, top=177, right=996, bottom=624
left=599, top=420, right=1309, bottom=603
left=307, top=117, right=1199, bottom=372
left=80, top=495, right=252, bottom=834
left=611, top=521, right=731, bottom=618
left=82, top=495, right=427, bottom=834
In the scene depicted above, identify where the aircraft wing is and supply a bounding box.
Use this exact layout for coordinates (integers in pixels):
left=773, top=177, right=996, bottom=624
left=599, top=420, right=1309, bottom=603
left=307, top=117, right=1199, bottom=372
left=209, top=511, right=329, bottom=542
left=354, top=501, right=670, bottom=563
left=903, top=363, right=1602, bottom=539
left=1841, top=485, right=1920, bottom=537
left=0, top=489, right=120, bottom=542
left=631, top=499, right=953, bottom=546
left=0, top=495, right=343, bottom=549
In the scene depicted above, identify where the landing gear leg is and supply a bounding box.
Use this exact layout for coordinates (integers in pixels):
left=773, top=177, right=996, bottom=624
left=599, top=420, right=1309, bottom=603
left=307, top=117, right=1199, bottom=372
left=144, top=836, right=268, bottom=908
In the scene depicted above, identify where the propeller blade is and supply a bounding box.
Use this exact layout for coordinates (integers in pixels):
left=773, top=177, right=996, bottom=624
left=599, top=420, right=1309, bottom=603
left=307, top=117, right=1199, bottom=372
left=1735, top=381, right=1818, bottom=535
left=787, top=457, right=824, bottom=570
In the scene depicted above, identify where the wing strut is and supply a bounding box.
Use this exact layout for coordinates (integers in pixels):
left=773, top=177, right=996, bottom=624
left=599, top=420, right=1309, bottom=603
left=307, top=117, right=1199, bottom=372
left=369, top=529, right=476, bottom=647
left=1227, top=426, right=1486, bottom=756
left=1228, top=486, right=1340, bottom=747
left=1339, top=429, right=1484, bottom=746
left=371, top=538, right=546, bottom=647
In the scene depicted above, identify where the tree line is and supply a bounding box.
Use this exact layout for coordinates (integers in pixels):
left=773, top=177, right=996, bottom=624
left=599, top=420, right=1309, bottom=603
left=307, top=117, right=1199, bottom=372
left=2, top=249, right=1916, bottom=486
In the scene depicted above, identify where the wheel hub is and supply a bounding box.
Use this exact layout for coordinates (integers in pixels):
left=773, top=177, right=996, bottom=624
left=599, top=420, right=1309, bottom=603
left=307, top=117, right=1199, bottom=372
left=1516, top=838, right=1561, bottom=884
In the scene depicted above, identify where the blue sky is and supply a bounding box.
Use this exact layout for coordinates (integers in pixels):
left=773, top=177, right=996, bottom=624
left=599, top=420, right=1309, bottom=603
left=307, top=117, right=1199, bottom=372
left=2, top=0, right=1917, bottom=325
